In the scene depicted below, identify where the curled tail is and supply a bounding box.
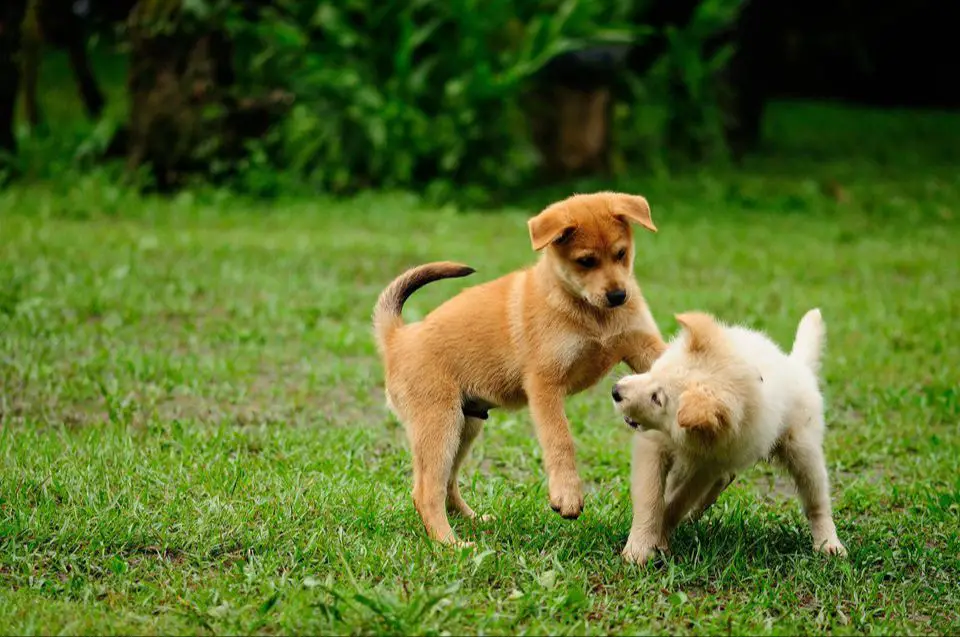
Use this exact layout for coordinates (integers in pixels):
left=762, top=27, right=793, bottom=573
left=791, top=308, right=825, bottom=375
left=372, top=261, right=475, bottom=352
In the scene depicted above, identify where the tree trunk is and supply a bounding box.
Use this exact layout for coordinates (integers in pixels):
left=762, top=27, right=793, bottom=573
left=123, top=0, right=289, bottom=190
left=0, top=0, right=28, bottom=159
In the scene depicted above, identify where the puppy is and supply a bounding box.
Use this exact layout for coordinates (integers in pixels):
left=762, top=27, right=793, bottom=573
left=373, top=192, right=667, bottom=545
left=611, top=309, right=847, bottom=563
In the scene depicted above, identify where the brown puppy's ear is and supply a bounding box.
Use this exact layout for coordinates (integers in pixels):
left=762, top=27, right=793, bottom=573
left=528, top=205, right=574, bottom=251
left=675, top=312, right=722, bottom=354
left=608, top=193, right=657, bottom=233
left=676, top=385, right=729, bottom=435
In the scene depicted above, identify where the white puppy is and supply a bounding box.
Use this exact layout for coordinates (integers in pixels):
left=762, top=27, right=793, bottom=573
left=611, top=309, right=846, bottom=564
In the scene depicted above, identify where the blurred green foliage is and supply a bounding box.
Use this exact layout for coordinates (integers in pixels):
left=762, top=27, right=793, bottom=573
left=10, top=0, right=745, bottom=198
left=218, top=0, right=742, bottom=198
left=223, top=0, right=633, bottom=197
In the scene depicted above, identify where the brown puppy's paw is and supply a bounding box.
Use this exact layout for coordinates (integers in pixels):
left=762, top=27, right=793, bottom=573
left=477, top=513, right=496, bottom=523
left=549, top=478, right=584, bottom=519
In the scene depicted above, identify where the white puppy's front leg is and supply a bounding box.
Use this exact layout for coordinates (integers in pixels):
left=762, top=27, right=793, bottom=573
left=776, top=427, right=847, bottom=556
left=622, top=431, right=672, bottom=564
left=686, top=473, right=735, bottom=522
left=664, top=469, right=722, bottom=530
left=665, top=459, right=733, bottom=523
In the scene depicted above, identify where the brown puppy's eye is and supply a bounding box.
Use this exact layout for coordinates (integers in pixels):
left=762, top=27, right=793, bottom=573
left=576, top=256, right=598, bottom=269
left=615, top=248, right=627, bottom=262
left=651, top=391, right=662, bottom=407
left=554, top=227, right=575, bottom=245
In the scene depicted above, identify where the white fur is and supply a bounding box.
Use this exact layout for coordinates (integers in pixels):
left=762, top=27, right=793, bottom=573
left=613, top=309, right=847, bottom=563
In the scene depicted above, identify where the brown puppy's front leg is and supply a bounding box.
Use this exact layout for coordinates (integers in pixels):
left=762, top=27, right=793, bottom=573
left=525, top=379, right=583, bottom=518
left=623, top=330, right=667, bottom=373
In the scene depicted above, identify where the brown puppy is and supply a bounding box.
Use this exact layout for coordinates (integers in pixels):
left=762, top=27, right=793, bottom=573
left=373, top=192, right=667, bottom=545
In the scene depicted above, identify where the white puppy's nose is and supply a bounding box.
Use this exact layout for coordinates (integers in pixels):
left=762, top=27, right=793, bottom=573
left=612, top=384, right=623, bottom=402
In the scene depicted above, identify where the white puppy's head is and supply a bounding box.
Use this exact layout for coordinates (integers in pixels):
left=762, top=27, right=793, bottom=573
left=612, top=312, right=751, bottom=443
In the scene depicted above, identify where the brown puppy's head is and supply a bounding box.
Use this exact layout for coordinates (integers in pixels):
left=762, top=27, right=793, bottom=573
left=528, top=192, right=657, bottom=310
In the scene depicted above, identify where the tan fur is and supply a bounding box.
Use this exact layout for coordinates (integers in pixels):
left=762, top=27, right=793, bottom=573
left=676, top=384, right=729, bottom=434
left=675, top=311, right=725, bottom=354
left=374, top=192, right=667, bottom=545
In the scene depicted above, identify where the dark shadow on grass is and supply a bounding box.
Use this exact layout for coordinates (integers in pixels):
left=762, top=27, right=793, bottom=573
left=470, top=490, right=828, bottom=570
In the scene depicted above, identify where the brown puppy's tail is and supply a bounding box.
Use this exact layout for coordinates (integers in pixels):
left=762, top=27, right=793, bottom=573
left=373, top=261, right=475, bottom=352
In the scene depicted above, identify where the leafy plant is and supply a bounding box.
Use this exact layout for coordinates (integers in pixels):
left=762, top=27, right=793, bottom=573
left=12, top=0, right=748, bottom=198
left=656, top=0, right=745, bottom=161
left=224, top=0, right=643, bottom=198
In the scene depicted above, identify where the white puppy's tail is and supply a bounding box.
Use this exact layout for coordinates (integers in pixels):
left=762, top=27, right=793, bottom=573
left=791, top=308, right=825, bottom=375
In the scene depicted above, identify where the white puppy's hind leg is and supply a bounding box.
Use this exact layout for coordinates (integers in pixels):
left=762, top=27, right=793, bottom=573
left=776, top=426, right=847, bottom=556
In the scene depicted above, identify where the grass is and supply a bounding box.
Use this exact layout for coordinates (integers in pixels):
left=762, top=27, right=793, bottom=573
left=1, top=51, right=960, bottom=635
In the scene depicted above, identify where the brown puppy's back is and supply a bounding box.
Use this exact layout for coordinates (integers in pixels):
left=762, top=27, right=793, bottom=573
left=388, top=271, right=529, bottom=408
left=374, top=261, right=476, bottom=351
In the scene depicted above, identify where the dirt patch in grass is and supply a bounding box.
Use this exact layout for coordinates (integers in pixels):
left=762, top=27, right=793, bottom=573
left=736, top=461, right=891, bottom=503
left=0, top=393, right=109, bottom=429
left=1, top=356, right=388, bottom=430
left=123, top=545, right=187, bottom=568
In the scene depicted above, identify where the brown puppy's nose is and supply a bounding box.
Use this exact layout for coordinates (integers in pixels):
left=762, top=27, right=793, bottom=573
left=612, top=384, right=623, bottom=402
left=606, top=289, right=627, bottom=307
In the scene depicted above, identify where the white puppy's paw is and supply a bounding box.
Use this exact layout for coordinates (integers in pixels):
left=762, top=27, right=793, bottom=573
left=477, top=513, right=496, bottom=523
left=621, top=537, right=667, bottom=564
left=815, top=538, right=847, bottom=557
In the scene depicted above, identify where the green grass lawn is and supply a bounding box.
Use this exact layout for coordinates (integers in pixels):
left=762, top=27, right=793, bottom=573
left=2, top=85, right=960, bottom=633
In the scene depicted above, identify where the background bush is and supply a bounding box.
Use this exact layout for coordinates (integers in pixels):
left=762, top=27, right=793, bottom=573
left=224, top=0, right=629, bottom=196
left=219, top=0, right=742, bottom=198
left=6, top=0, right=745, bottom=198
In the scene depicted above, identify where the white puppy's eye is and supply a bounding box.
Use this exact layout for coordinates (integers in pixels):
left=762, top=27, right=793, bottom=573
left=651, top=391, right=662, bottom=407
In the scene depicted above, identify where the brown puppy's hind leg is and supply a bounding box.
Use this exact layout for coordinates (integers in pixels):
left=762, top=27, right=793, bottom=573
left=408, top=395, right=469, bottom=545
left=446, top=416, right=486, bottom=520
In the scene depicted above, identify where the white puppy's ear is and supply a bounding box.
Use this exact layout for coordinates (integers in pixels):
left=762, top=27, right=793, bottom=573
left=675, top=312, right=723, bottom=354
left=528, top=204, right=575, bottom=251
left=607, top=193, right=657, bottom=233
left=677, top=385, right=729, bottom=435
